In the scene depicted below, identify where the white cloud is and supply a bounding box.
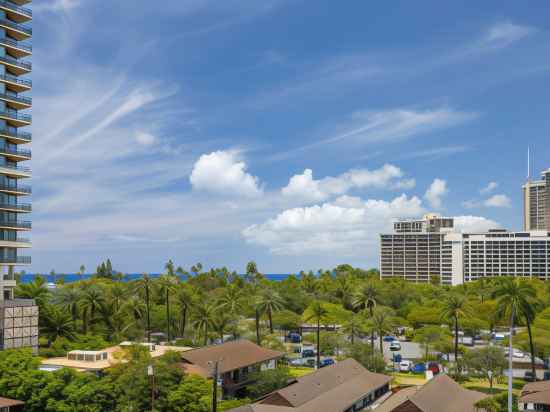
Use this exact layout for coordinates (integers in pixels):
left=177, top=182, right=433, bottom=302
left=480, top=181, right=498, bottom=194
left=484, top=194, right=512, bottom=208
left=482, top=22, right=534, bottom=50
left=424, top=178, right=448, bottom=209
left=453, top=216, right=501, bottom=233
left=243, top=194, right=424, bottom=255
left=400, top=145, right=471, bottom=161
left=282, top=164, right=415, bottom=203
left=135, top=131, right=157, bottom=146
left=462, top=199, right=480, bottom=209
left=190, top=151, right=263, bottom=197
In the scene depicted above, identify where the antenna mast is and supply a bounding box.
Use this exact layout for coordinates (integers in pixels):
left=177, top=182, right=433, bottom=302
left=527, top=147, right=531, bottom=181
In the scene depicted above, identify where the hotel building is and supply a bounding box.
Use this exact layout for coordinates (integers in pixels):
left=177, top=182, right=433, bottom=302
left=0, top=0, right=38, bottom=352
left=380, top=215, right=550, bottom=285
left=523, top=169, right=550, bottom=231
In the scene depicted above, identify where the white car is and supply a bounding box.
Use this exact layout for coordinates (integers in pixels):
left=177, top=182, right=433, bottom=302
left=513, top=349, right=525, bottom=358
left=389, top=340, right=401, bottom=351
left=399, top=360, right=413, bottom=372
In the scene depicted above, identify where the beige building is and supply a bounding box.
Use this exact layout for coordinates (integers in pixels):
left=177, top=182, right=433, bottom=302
left=0, top=0, right=36, bottom=352
left=523, top=169, right=550, bottom=231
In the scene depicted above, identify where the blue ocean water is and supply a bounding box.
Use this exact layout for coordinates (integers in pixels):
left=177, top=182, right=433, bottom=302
left=20, top=273, right=294, bottom=284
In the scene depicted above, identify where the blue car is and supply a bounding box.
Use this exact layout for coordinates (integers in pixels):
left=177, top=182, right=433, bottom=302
left=320, top=358, right=335, bottom=368
left=383, top=335, right=396, bottom=342
left=288, top=333, right=302, bottom=343
left=412, top=363, right=426, bottom=374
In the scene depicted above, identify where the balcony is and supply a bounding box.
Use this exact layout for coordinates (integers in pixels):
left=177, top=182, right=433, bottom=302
left=0, top=0, right=32, bottom=23
left=0, top=144, right=30, bottom=160
left=0, top=256, right=31, bottom=265
left=0, top=163, right=31, bottom=178
left=0, top=37, right=31, bottom=58
left=0, top=219, right=31, bottom=230
left=0, top=237, right=31, bottom=248
left=0, top=91, right=31, bottom=110
left=0, top=17, right=31, bottom=41
left=0, top=202, right=30, bottom=212
left=0, top=73, right=31, bottom=93
left=0, top=128, right=31, bottom=144
left=0, top=108, right=31, bottom=127
left=0, top=183, right=30, bottom=194
left=0, top=54, right=31, bottom=75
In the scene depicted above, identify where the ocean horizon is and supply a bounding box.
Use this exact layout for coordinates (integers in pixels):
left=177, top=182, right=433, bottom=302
left=19, top=273, right=294, bottom=284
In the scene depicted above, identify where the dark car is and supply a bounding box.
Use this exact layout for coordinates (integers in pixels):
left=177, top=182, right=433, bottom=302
left=383, top=335, right=396, bottom=342
left=320, top=358, right=335, bottom=368
left=287, top=333, right=302, bottom=343
left=302, top=349, right=315, bottom=358
left=524, top=371, right=537, bottom=382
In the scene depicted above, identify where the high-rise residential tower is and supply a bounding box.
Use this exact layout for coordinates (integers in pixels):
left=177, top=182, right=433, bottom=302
left=0, top=0, right=38, bottom=352
left=523, top=169, right=550, bottom=231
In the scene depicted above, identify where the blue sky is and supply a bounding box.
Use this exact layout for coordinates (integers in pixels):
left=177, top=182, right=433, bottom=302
left=29, top=0, right=550, bottom=274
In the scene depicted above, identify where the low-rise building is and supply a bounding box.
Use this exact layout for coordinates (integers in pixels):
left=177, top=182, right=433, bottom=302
left=519, top=381, right=550, bottom=411
left=376, top=374, right=488, bottom=412
left=228, top=358, right=391, bottom=412
left=0, top=396, right=24, bottom=412
left=179, top=340, right=285, bottom=398
left=40, top=343, right=192, bottom=373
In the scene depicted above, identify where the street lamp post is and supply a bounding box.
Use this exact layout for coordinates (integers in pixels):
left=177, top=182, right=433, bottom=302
left=148, top=364, right=155, bottom=412
left=208, top=359, right=223, bottom=412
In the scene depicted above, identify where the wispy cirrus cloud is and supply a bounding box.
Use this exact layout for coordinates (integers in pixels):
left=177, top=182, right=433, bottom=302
left=33, top=0, right=81, bottom=13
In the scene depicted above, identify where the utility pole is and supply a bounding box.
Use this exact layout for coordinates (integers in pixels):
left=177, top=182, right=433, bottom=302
left=208, top=359, right=223, bottom=412
left=148, top=365, right=155, bottom=412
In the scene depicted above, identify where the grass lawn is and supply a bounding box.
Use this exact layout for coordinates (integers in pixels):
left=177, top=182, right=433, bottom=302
left=391, top=372, right=427, bottom=386
left=288, top=366, right=314, bottom=378
left=462, top=377, right=524, bottom=395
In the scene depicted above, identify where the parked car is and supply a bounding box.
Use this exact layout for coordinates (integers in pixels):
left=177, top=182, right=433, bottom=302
left=412, top=363, right=426, bottom=374
left=320, top=358, right=335, bottom=368
left=399, top=360, right=413, bottom=372
left=289, top=358, right=307, bottom=367
left=302, top=349, right=315, bottom=358
left=389, top=341, right=401, bottom=351
left=514, top=349, right=525, bottom=358
left=383, top=335, right=396, bottom=342
left=524, top=371, right=537, bottom=382
left=460, top=336, right=474, bottom=347
left=287, top=333, right=302, bottom=343
left=427, top=362, right=440, bottom=375
left=543, top=371, right=550, bottom=381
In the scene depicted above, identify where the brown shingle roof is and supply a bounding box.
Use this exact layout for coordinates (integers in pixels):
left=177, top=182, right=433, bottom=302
left=180, top=340, right=284, bottom=376
left=0, top=397, right=24, bottom=407
left=520, top=381, right=550, bottom=405
left=400, top=374, right=489, bottom=412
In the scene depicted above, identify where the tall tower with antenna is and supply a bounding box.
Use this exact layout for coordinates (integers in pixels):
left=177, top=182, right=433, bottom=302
left=523, top=148, right=550, bottom=231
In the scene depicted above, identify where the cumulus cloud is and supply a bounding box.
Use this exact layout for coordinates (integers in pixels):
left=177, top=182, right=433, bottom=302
left=190, top=151, right=262, bottom=197
left=453, top=216, right=501, bottom=233
left=480, top=181, right=498, bottom=194
left=424, top=178, right=448, bottom=209
left=282, top=164, right=415, bottom=203
left=484, top=194, right=511, bottom=208
left=242, top=194, right=424, bottom=255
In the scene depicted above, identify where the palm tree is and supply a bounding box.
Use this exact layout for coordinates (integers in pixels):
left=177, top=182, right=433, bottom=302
left=219, top=285, right=245, bottom=339
left=353, top=282, right=378, bottom=351
left=41, top=306, right=77, bottom=343
left=342, top=313, right=363, bottom=345
left=334, top=276, right=354, bottom=309
left=369, top=307, right=395, bottom=354
left=192, top=302, right=216, bottom=346
left=79, top=285, right=106, bottom=334
left=257, top=290, right=285, bottom=334
left=174, top=284, right=194, bottom=338
left=494, top=277, right=537, bottom=411
left=109, top=283, right=127, bottom=313
left=158, top=273, right=177, bottom=343
left=304, top=301, right=329, bottom=369
left=15, top=276, right=50, bottom=308
left=136, top=273, right=152, bottom=342
left=440, top=293, right=469, bottom=374
left=78, top=264, right=86, bottom=281
left=213, top=312, right=233, bottom=343
left=52, top=287, right=81, bottom=324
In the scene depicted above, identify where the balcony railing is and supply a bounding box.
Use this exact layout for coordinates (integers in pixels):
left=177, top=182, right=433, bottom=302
left=0, top=144, right=30, bottom=157
left=0, top=183, right=30, bottom=193
left=0, top=256, right=31, bottom=264
left=0, top=220, right=31, bottom=229
left=0, top=202, right=31, bottom=211
left=0, top=0, right=32, bottom=18
left=0, top=109, right=31, bottom=123
left=0, top=54, right=31, bottom=70
left=0, top=37, right=31, bottom=52
left=0, top=128, right=31, bottom=141
left=0, top=18, right=32, bottom=36
left=0, top=163, right=31, bottom=174
left=0, top=92, right=31, bottom=105
left=0, top=73, right=31, bottom=88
